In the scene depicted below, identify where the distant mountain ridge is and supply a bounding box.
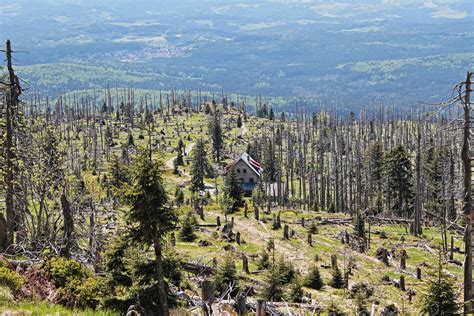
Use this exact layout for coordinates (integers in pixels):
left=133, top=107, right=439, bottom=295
left=1, top=0, right=473, bottom=110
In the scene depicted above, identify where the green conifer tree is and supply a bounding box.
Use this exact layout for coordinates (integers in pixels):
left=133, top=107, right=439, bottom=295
left=305, top=265, right=324, bottom=290
left=330, top=265, right=344, bottom=289
left=213, top=253, right=238, bottom=295
left=421, top=251, right=460, bottom=315
left=121, top=149, right=178, bottom=316
left=179, top=210, right=197, bottom=242
left=224, top=167, right=244, bottom=213
left=189, top=139, right=211, bottom=193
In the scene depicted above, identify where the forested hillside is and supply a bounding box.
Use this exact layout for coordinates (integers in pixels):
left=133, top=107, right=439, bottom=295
left=1, top=0, right=473, bottom=109
left=1, top=39, right=473, bottom=314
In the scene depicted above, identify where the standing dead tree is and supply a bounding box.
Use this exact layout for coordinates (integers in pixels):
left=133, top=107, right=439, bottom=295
left=2, top=40, right=23, bottom=252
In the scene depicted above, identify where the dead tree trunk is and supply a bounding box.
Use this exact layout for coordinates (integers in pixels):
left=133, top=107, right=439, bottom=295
left=59, top=191, right=73, bottom=258
left=4, top=40, right=22, bottom=251
left=463, top=72, right=472, bottom=314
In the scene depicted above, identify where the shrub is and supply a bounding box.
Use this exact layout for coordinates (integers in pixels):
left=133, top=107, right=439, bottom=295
left=348, top=282, right=373, bottom=299
left=42, top=256, right=91, bottom=288
left=307, top=222, right=318, bottom=234
left=0, top=266, right=25, bottom=293
left=56, top=277, right=108, bottom=309
left=327, top=300, right=345, bottom=315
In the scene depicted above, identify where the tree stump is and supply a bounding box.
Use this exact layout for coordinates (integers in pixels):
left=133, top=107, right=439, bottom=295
left=399, top=276, right=405, bottom=291
left=216, top=216, right=221, bottom=227
left=236, top=231, right=241, bottom=245
left=256, top=300, right=266, bottom=316
left=400, top=256, right=406, bottom=270
left=242, top=255, right=250, bottom=274
left=202, top=280, right=214, bottom=301
left=449, top=235, right=454, bottom=261
left=416, top=267, right=421, bottom=280
left=0, top=213, right=6, bottom=252
left=307, top=234, right=312, bottom=246
left=170, top=232, right=176, bottom=247
left=301, top=217, right=305, bottom=227
left=331, top=254, right=337, bottom=269
left=283, top=224, right=289, bottom=239
left=236, top=292, right=247, bottom=315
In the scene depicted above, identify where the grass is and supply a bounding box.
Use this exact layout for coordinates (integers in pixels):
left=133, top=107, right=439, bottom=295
left=0, top=287, right=119, bottom=316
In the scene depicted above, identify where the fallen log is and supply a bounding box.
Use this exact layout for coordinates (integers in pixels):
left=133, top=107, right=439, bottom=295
left=368, top=216, right=413, bottom=224
left=422, top=209, right=464, bottom=233
left=183, top=261, right=266, bottom=286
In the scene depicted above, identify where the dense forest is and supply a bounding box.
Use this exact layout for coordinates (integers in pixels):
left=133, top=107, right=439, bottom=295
left=0, top=39, right=473, bottom=315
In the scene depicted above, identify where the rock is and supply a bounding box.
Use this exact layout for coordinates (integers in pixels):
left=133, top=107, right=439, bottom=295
left=375, top=247, right=390, bottom=266
left=222, top=244, right=236, bottom=252
left=348, top=282, right=374, bottom=299
left=126, top=305, right=146, bottom=316
left=381, top=304, right=399, bottom=316
left=198, top=240, right=212, bottom=247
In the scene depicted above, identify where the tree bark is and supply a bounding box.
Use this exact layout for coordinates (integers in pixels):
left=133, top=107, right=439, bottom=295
left=153, top=228, right=169, bottom=316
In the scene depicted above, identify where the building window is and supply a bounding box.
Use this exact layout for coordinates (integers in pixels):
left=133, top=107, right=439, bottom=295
left=243, top=169, right=247, bottom=174
left=237, top=168, right=241, bottom=173
left=249, top=178, right=254, bottom=184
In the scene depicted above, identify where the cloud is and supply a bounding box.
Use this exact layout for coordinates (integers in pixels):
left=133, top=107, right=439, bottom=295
left=422, top=0, right=438, bottom=9
left=431, top=7, right=469, bottom=19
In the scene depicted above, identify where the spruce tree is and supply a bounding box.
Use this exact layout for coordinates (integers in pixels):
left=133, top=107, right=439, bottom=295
left=189, top=138, right=211, bottom=193
left=174, top=187, right=184, bottom=206
left=214, top=253, right=238, bottom=295
left=224, top=167, right=244, bottom=213
left=355, top=211, right=365, bottom=239
left=179, top=210, right=197, bottom=242
left=383, top=145, right=414, bottom=217
left=121, top=149, right=178, bottom=316
left=262, top=265, right=284, bottom=301
left=366, top=141, right=383, bottom=198
left=237, top=115, right=242, bottom=128
left=109, top=154, right=130, bottom=189
left=288, top=276, right=304, bottom=303
left=208, top=109, right=223, bottom=162
left=305, top=265, right=324, bottom=290
left=330, top=265, right=344, bottom=289
left=421, top=251, right=460, bottom=315
left=176, top=138, right=184, bottom=166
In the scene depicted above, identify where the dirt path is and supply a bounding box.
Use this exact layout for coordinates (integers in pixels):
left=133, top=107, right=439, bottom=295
left=165, top=142, right=218, bottom=194
left=241, top=123, right=249, bottom=136
left=165, top=142, right=195, bottom=169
